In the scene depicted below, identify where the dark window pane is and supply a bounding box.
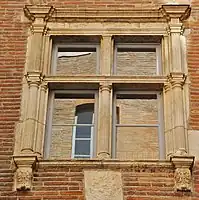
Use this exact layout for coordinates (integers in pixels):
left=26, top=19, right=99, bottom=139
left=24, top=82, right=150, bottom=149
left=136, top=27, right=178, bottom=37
left=77, top=111, right=93, bottom=124
left=76, top=126, right=92, bottom=138
left=75, top=140, right=90, bottom=155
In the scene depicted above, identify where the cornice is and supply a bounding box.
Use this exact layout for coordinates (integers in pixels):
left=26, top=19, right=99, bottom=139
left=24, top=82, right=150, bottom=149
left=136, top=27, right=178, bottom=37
left=23, top=4, right=191, bottom=23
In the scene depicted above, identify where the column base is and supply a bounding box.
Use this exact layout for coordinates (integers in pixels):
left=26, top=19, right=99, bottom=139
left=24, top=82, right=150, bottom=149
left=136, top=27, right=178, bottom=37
left=97, top=152, right=111, bottom=159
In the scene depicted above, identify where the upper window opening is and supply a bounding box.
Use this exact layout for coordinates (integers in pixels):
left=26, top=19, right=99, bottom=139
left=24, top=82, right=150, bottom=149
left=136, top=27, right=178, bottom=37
left=52, top=45, right=99, bottom=75
left=114, top=44, right=161, bottom=75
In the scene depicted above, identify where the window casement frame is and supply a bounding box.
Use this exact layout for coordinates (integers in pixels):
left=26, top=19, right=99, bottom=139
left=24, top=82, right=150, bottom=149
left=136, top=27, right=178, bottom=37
left=113, top=43, right=162, bottom=75
left=51, top=43, right=100, bottom=75
left=72, top=110, right=94, bottom=159
left=44, top=90, right=98, bottom=159
left=112, top=90, right=165, bottom=159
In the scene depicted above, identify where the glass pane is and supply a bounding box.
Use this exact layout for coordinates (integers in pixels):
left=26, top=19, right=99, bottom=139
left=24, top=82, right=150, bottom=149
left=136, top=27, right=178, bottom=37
left=77, top=110, right=93, bottom=124
left=56, top=47, right=97, bottom=75
left=116, top=48, right=157, bottom=75
left=76, top=125, right=92, bottom=138
left=52, top=95, right=94, bottom=125
left=75, top=140, right=90, bottom=155
left=48, top=93, right=94, bottom=159
left=49, top=125, right=73, bottom=159
left=116, top=94, right=158, bottom=125
left=116, top=127, right=159, bottom=159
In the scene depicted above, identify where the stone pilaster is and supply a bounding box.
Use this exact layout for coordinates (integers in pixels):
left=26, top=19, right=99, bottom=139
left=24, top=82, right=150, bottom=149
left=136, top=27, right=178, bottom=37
left=171, top=150, right=194, bottom=191
left=97, top=82, right=112, bottom=159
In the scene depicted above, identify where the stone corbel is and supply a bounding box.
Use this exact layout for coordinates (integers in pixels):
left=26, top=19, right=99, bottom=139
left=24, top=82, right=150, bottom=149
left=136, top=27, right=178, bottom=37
left=13, top=156, right=37, bottom=191
left=171, top=150, right=194, bottom=191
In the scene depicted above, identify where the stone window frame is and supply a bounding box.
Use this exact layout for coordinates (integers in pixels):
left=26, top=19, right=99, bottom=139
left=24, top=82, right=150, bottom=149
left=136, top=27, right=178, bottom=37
left=13, top=3, right=195, bottom=192
left=44, top=90, right=98, bottom=159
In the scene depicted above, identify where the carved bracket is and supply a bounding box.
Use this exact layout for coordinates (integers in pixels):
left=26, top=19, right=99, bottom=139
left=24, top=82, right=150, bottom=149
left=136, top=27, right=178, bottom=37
left=13, top=156, right=37, bottom=191
left=171, top=150, right=194, bottom=191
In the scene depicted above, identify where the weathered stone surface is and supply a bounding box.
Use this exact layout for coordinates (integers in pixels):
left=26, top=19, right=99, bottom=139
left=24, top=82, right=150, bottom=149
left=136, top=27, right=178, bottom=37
left=84, top=170, right=123, bottom=200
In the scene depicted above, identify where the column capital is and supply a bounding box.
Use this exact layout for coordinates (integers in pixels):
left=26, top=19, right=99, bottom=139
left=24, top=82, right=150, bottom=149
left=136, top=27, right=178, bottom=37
left=25, top=71, right=43, bottom=87
left=13, top=155, right=38, bottom=191
left=99, top=82, right=112, bottom=92
left=41, top=81, right=48, bottom=92
left=168, top=72, right=186, bottom=88
left=163, top=82, right=171, bottom=93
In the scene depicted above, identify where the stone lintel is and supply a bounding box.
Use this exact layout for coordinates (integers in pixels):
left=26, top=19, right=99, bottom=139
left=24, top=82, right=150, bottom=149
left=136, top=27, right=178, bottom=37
left=161, top=5, right=191, bottom=22
left=24, top=5, right=55, bottom=22
left=13, top=155, right=38, bottom=191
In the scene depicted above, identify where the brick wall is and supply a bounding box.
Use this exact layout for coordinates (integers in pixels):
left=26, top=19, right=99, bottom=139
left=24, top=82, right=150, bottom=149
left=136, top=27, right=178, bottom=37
left=1, top=0, right=199, bottom=200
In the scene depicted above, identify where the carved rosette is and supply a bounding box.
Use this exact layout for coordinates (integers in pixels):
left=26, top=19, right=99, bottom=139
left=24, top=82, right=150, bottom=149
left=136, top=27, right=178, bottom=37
left=13, top=156, right=37, bottom=191
left=171, top=152, right=194, bottom=191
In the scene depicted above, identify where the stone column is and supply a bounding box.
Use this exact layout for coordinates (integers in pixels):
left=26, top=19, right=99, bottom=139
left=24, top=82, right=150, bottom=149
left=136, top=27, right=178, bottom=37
left=167, top=19, right=188, bottom=154
left=164, top=82, right=174, bottom=157
left=34, top=81, right=48, bottom=158
left=100, top=35, right=113, bottom=75
left=97, top=82, right=112, bottom=159
left=21, top=72, right=42, bottom=154
left=169, top=73, right=187, bottom=153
